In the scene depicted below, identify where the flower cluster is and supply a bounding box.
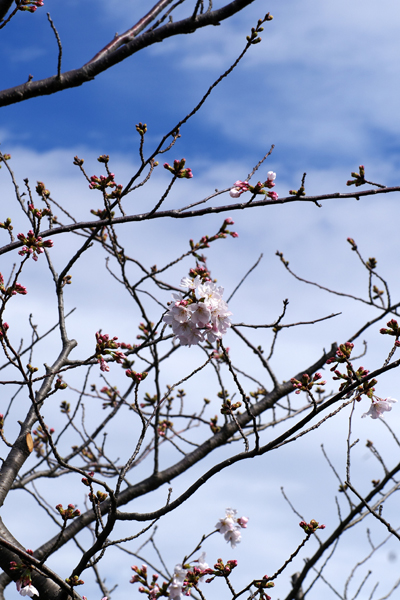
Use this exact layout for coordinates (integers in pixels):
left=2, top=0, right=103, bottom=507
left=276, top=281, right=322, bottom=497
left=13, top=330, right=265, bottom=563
left=17, top=0, right=44, bottom=12
left=215, top=508, right=249, bottom=548
left=17, top=230, right=53, bottom=261
left=229, top=172, right=278, bottom=200
left=163, top=158, right=193, bottom=179
left=95, top=331, right=127, bottom=372
left=163, top=276, right=232, bottom=347
left=362, top=396, right=397, bottom=419
left=167, top=554, right=209, bottom=599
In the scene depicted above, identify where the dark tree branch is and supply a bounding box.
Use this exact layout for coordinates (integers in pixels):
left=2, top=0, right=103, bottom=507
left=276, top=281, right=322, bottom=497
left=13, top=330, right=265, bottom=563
left=0, top=0, right=260, bottom=107
left=0, top=0, right=13, bottom=23
left=1, top=186, right=400, bottom=258
left=25, top=344, right=337, bottom=560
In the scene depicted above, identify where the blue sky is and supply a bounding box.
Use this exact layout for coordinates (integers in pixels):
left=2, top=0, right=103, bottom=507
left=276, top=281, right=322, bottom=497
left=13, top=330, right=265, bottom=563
left=2, top=1, right=400, bottom=600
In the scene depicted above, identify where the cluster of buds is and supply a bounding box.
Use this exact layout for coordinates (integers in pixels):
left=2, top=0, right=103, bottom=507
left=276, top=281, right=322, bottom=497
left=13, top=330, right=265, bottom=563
left=81, top=471, right=94, bottom=486
left=54, top=378, right=67, bottom=391
left=17, top=230, right=53, bottom=261
left=89, top=173, right=123, bottom=199
left=90, top=208, right=115, bottom=219
left=35, top=181, right=50, bottom=199
left=246, top=14, right=273, bottom=45
left=326, top=342, right=354, bottom=367
left=130, top=564, right=169, bottom=599
left=253, top=576, right=275, bottom=600
left=157, top=419, right=173, bottom=437
left=140, top=392, right=157, bottom=409
left=210, top=345, right=229, bottom=363
left=346, top=165, right=366, bottom=187
left=380, top=318, right=400, bottom=345
left=0, top=272, right=27, bottom=296
left=137, top=322, right=156, bottom=342
left=181, top=567, right=205, bottom=595
left=88, top=490, right=108, bottom=504
left=28, top=203, right=52, bottom=221
left=220, top=398, right=242, bottom=415
left=203, top=558, right=238, bottom=582
left=55, top=503, right=81, bottom=521
left=188, top=263, right=211, bottom=282
left=60, top=401, right=70, bottom=414
left=99, top=386, right=120, bottom=409
left=136, top=122, right=147, bottom=135
left=126, top=370, right=148, bottom=384
left=32, top=424, right=54, bottom=457
left=0, top=322, right=9, bottom=339
left=65, top=575, right=84, bottom=587
left=189, top=219, right=239, bottom=259
left=163, top=158, right=193, bottom=179
left=17, top=0, right=44, bottom=13
left=95, top=331, right=127, bottom=372
left=229, top=173, right=278, bottom=200
left=347, top=237, right=357, bottom=251
left=299, top=519, right=325, bottom=534
left=291, top=372, right=326, bottom=395
left=327, top=342, right=378, bottom=401
left=209, top=415, right=220, bottom=434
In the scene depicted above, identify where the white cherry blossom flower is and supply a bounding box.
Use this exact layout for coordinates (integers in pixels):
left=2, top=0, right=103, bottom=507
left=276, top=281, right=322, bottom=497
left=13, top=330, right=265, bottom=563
left=180, top=275, right=201, bottom=289
left=224, top=528, right=242, bottom=548
left=215, top=507, right=237, bottom=534
left=188, top=302, right=211, bottom=327
left=362, top=396, right=397, bottom=419
left=196, top=552, right=208, bottom=571
left=19, top=585, right=39, bottom=597
left=168, top=564, right=187, bottom=600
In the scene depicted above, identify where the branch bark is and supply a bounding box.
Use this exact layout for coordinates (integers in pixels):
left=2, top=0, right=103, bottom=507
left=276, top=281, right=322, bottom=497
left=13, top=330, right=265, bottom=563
left=0, top=0, right=259, bottom=107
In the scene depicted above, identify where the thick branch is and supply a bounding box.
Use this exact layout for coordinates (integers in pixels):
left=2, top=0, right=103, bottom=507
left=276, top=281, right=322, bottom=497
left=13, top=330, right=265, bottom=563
left=27, top=344, right=336, bottom=560
left=2, top=186, right=400, bottom=258
left=0, top=0, right=13, bottom=22
left=0, top=338, right=77, bottom=508
left=0, top=0, right=259, bottom=107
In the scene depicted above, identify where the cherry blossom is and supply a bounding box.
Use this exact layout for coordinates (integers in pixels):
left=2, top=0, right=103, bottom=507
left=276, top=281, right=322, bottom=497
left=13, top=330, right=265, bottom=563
left=163, top=278, right=232, bottom=346
left=215, top=508, right=248, bottom=548
left=168, top=564, right=187, bottom=599
left=16, top=583, right=39, bottom=597
left=196, top=552, right=209, bottom=572
left=362, top=396, right=397, bottom=419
